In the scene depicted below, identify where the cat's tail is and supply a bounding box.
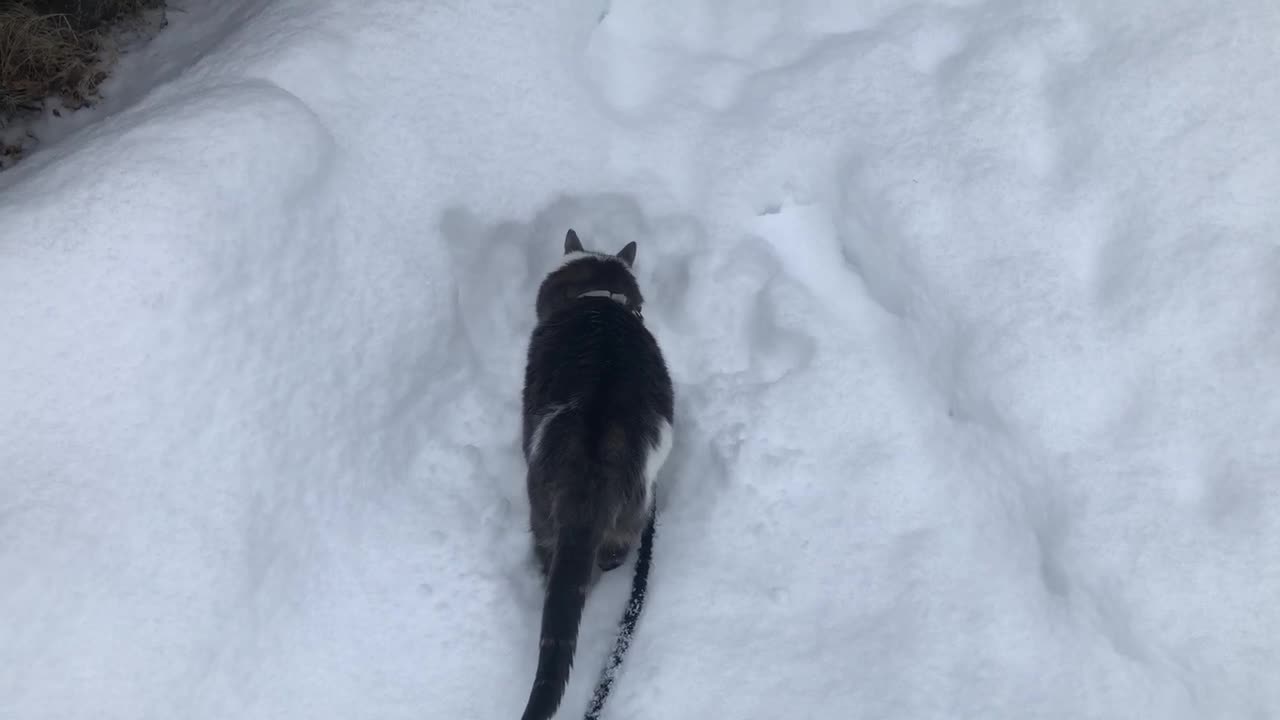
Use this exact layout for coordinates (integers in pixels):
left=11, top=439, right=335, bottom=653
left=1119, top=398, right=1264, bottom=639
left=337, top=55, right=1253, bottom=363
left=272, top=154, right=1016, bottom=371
left=520, top=519, right=599, bottom=720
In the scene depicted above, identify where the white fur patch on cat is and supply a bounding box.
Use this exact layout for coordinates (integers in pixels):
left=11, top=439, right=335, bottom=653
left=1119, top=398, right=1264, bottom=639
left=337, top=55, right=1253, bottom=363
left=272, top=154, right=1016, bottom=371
left=642, top=419, right=673, bottom=508
left=529, top=401, right=575, bottom=462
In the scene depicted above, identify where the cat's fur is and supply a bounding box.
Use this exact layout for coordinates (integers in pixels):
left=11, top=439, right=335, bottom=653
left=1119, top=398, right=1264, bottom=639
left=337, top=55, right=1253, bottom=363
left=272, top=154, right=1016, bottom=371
left=518, top=230, right=674, bottom=720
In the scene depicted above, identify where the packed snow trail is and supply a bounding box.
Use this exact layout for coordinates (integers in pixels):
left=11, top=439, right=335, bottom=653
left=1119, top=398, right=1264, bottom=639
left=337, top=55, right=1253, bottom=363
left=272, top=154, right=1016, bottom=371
left=3, top=1, right=1280, bottom=719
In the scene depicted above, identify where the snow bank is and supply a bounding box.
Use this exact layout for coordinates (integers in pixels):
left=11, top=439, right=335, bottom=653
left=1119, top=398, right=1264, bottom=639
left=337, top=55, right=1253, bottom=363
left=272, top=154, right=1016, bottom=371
left=2, top=0, right=1278, bottom=718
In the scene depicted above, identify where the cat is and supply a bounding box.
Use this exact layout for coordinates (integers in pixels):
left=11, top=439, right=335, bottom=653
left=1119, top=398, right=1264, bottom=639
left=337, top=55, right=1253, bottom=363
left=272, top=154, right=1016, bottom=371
left=518, top=229, right=674, bottom=720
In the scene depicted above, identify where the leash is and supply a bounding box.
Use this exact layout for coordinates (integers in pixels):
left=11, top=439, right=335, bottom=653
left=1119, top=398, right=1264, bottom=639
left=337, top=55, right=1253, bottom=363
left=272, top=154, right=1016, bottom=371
left=582, top=504, right=658, bottom=720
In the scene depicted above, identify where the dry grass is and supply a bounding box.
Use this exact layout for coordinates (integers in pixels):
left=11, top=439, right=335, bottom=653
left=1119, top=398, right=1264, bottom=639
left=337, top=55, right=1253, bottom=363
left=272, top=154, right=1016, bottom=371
left=1, top=0, right=165, bottom=165
left=1, top=6, right=102, bottom=116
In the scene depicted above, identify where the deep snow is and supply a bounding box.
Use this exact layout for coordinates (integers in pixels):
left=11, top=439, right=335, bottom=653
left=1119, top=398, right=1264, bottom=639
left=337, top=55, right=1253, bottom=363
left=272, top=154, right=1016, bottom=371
left=3, top=0, right=1279, bottom=718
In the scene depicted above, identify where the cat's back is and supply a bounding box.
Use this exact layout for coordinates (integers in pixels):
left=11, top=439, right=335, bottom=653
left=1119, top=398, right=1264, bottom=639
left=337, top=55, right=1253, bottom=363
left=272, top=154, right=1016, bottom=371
left=542, top=300, right=654, bottom=354
left=526, top=299, right=668, bottom=409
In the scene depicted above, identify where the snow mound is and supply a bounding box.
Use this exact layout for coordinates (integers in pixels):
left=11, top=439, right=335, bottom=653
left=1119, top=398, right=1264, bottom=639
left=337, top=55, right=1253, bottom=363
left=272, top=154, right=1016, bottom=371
left=2, top=0, right=1279, bottom=718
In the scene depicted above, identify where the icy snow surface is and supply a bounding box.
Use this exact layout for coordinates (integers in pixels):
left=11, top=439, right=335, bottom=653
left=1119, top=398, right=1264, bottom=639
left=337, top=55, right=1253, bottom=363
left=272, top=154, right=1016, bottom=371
left=3, top=0, right=1280, bottom=718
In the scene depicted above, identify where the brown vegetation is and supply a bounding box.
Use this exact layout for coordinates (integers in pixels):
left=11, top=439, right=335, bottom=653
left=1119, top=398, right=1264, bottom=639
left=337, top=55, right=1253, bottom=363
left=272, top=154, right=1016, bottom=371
left=1, top=0, right=165, bottom=166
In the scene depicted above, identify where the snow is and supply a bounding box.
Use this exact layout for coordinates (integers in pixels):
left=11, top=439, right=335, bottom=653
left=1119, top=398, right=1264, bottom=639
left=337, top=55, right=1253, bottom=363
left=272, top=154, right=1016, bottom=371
left=2, top=0, right=1279, bottom=718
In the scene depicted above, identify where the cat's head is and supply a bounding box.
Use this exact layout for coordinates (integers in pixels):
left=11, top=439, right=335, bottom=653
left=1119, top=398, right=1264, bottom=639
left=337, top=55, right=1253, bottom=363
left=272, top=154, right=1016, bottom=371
left=534, top=229, right=644, bottom=322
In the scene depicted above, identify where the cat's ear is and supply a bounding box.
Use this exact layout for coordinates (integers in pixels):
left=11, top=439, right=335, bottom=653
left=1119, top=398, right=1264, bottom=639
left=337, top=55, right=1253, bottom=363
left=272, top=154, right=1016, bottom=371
left=616, top=241, right=637, bottom=267
left=564, top=229, right=584, bottom=254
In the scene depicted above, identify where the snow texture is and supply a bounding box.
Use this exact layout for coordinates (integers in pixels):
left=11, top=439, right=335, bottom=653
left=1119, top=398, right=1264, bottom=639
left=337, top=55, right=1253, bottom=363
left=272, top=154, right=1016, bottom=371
left=3, top=0, right=1280, bottom=718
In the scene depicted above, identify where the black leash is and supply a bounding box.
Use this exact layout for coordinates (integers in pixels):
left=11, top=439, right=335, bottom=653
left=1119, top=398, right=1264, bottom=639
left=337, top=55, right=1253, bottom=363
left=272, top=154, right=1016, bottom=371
left=582, top=505, right=658, bottom=720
